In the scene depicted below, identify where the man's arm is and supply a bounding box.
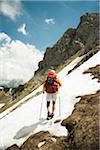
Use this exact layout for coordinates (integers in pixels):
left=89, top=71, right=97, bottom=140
left=43, top=83, right=46, bottom=93
left=57, top=78, right=62, bottom=87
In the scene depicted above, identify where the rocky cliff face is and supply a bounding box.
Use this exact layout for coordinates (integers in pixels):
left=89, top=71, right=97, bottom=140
left=36, top=13, right=99, bottom=74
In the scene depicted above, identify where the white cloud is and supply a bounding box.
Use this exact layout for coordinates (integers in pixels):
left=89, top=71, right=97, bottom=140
left=0, top=32, right=11, bottom=44
left=0, top=0, right=22, bottom=21
left=0, top=32, right=43, bottom=87
left=45, top=18, right=55, bottom=25
left=18, top=24, right=27, bottom=36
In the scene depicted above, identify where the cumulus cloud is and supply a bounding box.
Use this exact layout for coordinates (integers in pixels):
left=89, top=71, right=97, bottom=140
left=0, top=0, right=22, bottom=20
left=0, top=32, right=43, bottom=87
left=18, top=24, right=27, bottom=36
left=45, top=18, right=55, bottom=25
left=0, top=32, right=11, bottom=44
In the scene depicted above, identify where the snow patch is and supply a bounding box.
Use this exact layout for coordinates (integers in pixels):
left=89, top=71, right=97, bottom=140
left=0, top=51, right=100, bottom=149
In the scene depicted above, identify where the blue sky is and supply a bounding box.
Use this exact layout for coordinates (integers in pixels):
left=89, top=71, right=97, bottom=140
left=0, top=0, right=99, bottom=51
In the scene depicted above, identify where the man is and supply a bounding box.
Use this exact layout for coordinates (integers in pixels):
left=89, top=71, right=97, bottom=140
left=43, top=66, right=62, bottom=120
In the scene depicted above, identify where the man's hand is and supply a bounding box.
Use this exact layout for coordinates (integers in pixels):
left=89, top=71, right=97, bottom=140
left=43, top=91, right=45, bottom=94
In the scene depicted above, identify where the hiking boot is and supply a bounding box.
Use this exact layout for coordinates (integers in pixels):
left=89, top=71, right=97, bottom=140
left=47, top=112, right=51, bottom=120
left=47, top=116, right=51, bottom=120
left=50, top=113, right=54, bottom=119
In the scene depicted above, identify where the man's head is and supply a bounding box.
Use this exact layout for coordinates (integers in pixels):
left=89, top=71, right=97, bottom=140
left=48, top=66, right=55, bottom=72
left=49, top=66, right=55, bottom=70
left=48, top=66, right=57, bottom=77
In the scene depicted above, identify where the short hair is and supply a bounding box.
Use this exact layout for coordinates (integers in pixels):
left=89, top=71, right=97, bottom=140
left=49, top=66, right=55, bottom=70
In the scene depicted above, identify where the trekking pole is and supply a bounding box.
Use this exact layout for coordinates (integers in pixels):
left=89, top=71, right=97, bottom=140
left=59, top=94, right=61, bottom=116
left=39, top=93, right=44, bottom=120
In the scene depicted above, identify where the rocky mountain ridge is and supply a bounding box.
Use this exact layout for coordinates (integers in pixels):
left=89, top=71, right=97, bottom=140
left=36, top=13, right=99, bottom=74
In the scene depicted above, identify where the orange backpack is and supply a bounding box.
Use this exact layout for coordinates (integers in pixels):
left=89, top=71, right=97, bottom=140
left=45, top=71, right=58, bottom=93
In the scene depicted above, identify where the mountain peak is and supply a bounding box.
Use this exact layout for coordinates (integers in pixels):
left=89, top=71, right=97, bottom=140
left=35, top=13, right=99, bottom=75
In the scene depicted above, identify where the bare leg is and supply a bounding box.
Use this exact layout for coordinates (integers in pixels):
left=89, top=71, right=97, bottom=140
left=52, top=101, right=56, bottom=114
left=47, top=101, right=50, bottom=116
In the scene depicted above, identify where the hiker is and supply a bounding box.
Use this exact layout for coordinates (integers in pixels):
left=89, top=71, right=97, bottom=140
left=43, top=66, right=62, bottom=120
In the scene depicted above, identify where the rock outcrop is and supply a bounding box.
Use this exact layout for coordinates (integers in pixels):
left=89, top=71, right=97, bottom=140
left=61, top=90, right=99, bottom=150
